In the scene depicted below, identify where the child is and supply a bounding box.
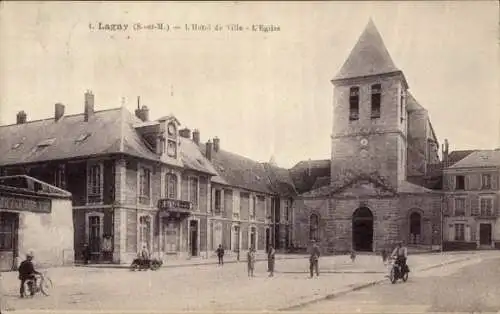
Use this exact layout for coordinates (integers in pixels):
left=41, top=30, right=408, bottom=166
left=381, top=249, right=388, bottom=265
left=247, top=247, right=256, bottom=277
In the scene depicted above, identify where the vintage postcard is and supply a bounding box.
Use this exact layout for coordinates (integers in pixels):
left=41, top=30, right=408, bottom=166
left=0, top=1, right=499, bottom=313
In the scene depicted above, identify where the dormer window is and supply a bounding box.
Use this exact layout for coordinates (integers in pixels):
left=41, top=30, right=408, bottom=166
left=33, top=138, right=56, bottom=153
left=349, top=87, right=359, bottom=121
left=371, top=84, right=381, bottom=119
left=166, top=140, right=177, bottom=158
left=75, top=133, right=91, bottom=143
left=38, top=138, right=56, bottom=147
left=167, top=122, right=177, bottom=139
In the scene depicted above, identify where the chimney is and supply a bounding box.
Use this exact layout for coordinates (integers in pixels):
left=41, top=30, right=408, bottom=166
left=192, top=129, right=200, bottom=145
left=55, top=103, right=65, bottom=121
left=135, top=105, right=149, bottom=122
left=84, top=90, right=94, bottom=122
left=16, top=111, right=27, bottom=124
left=442, top=139, right=449, bottom=168
left=213, top=137, right=220, bottom=152
left=179, top=128, right=191, bottom=139
left=206, top=140, right=213, bottom=161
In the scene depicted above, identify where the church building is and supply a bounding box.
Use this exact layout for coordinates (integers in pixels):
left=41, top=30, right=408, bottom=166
left=292, top=20, right=443, bottom=253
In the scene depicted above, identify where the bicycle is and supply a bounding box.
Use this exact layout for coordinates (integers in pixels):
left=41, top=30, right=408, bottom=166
left=24, top=272, right=53, bottom=297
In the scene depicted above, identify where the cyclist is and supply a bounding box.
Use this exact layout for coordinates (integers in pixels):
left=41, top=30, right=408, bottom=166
left=18, top=251, right=41, bottom=298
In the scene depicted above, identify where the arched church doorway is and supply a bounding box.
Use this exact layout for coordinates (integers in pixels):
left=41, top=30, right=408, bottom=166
left=309, top=214, right=320, bottom=242
left=352, top=207, right=373, bottom=252
left=409, top=212, right=422, bottom=244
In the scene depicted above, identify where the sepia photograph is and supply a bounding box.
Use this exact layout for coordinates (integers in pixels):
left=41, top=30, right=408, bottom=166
left=0, top=1, right=499, bottom=313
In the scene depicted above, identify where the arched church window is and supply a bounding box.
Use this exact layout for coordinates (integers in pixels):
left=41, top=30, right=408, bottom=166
left=309, top=214, right=320, bottom=241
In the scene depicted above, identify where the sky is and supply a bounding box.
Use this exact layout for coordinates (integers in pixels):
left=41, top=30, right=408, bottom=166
left=0, top=1, right=499, bottom=168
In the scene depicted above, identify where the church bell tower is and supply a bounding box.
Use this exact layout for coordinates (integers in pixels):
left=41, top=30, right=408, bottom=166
left=330, top=19, right=409, bottom=189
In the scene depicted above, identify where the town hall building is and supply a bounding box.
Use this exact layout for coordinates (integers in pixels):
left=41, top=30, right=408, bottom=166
left=291, top=20, right=443, bottom=253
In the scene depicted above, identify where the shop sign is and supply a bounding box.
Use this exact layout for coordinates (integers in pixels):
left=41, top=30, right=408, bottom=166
left=158, top=198, right=192, bottom=211
left=0, top=195, right=51, bottom=213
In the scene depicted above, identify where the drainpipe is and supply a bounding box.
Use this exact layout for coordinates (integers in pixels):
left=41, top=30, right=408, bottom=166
left=440, top=196, right=444, bottom=254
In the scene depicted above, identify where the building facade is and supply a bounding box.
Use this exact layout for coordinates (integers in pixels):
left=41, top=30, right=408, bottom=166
left=0, top=94, right=218, bottom=264
left=0, top=93, right=295, bottom=265
left=199, top=139, right=296, bottom=256
left=443, top=149, right=500, bottom=250
left=291, top=20, right=443, bottom=253
left=0, top=175, right=74, bottom=271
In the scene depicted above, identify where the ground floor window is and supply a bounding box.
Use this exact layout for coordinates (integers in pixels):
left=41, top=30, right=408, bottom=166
left=139, top=216, right=152, bottom=251
left=87, top=214, right=103, bottom=258
left=0, top=212, right=17, bottom=250
left=213, top=222, right=222, bottom=249
left=232, top=225, right=240, bottom=252
left=454, top=223, right=465, bottom=241
left=250, top=227, right=256, bottom=250
left=163, top=219, right=180, bottom=253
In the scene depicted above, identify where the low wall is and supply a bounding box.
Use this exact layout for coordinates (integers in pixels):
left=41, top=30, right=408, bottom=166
left=443, top=241, right=477, bottom=251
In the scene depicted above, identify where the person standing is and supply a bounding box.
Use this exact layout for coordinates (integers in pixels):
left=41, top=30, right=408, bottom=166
left=247, top=247, right=256, bottom=277
left=82, top=243, right=91, bottom=265
left=309, top=240, right=320, bottom=278
left=216, top=244, right=225, bottom=266
left=267, top=246, right=276, bottom=277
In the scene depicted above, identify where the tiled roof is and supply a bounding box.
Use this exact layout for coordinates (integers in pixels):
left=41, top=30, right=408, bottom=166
left=449, top=150, right=500, bottom=169
left=406, top=93, right=426, bottom=112
left=333, top=19, right=400, bottom=81
left=289, top=159, right=330, bottom=194
left=311, top=176, right=330, bottom=190
left=301, top=171, right=397, bottom=198
left=447, top=150, right=477, bottom=166
left=179, top=137, right=220, bottom=178
left=262, top=163, right=297, bottom=197
left=0, top=107, right=217, bottom=175
left=198, top=143, right=274, bottom=194
left=0, top=108, right=155, bottom=166
left=397, top=180, right=435, bottom=194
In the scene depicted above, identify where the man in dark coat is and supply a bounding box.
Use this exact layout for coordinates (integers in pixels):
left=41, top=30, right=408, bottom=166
left=82, top=243, right=91, bottom=265
left=309, top=240, right=320, bottom=278
left=267, top=246, right=276, bottom=277
left=18, top=252, right=40, bottom=298
left=216, top=244, right=225, bottom=266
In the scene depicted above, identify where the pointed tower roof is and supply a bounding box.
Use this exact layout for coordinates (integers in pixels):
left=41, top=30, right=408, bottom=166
left=333, top=19, right=401, bottom=82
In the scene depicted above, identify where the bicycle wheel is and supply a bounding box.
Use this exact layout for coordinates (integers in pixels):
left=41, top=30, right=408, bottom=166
left=389, top=267, right=397, bottom=284
left=40, top=277, right=53, bottom=296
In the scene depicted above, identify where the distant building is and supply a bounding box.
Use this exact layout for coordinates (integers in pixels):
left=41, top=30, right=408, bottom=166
left=196, top=138, right=296, bottom=255
left=0, top=175, right=73, bottom=271
left=442, top=149, right=500, bottom=250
